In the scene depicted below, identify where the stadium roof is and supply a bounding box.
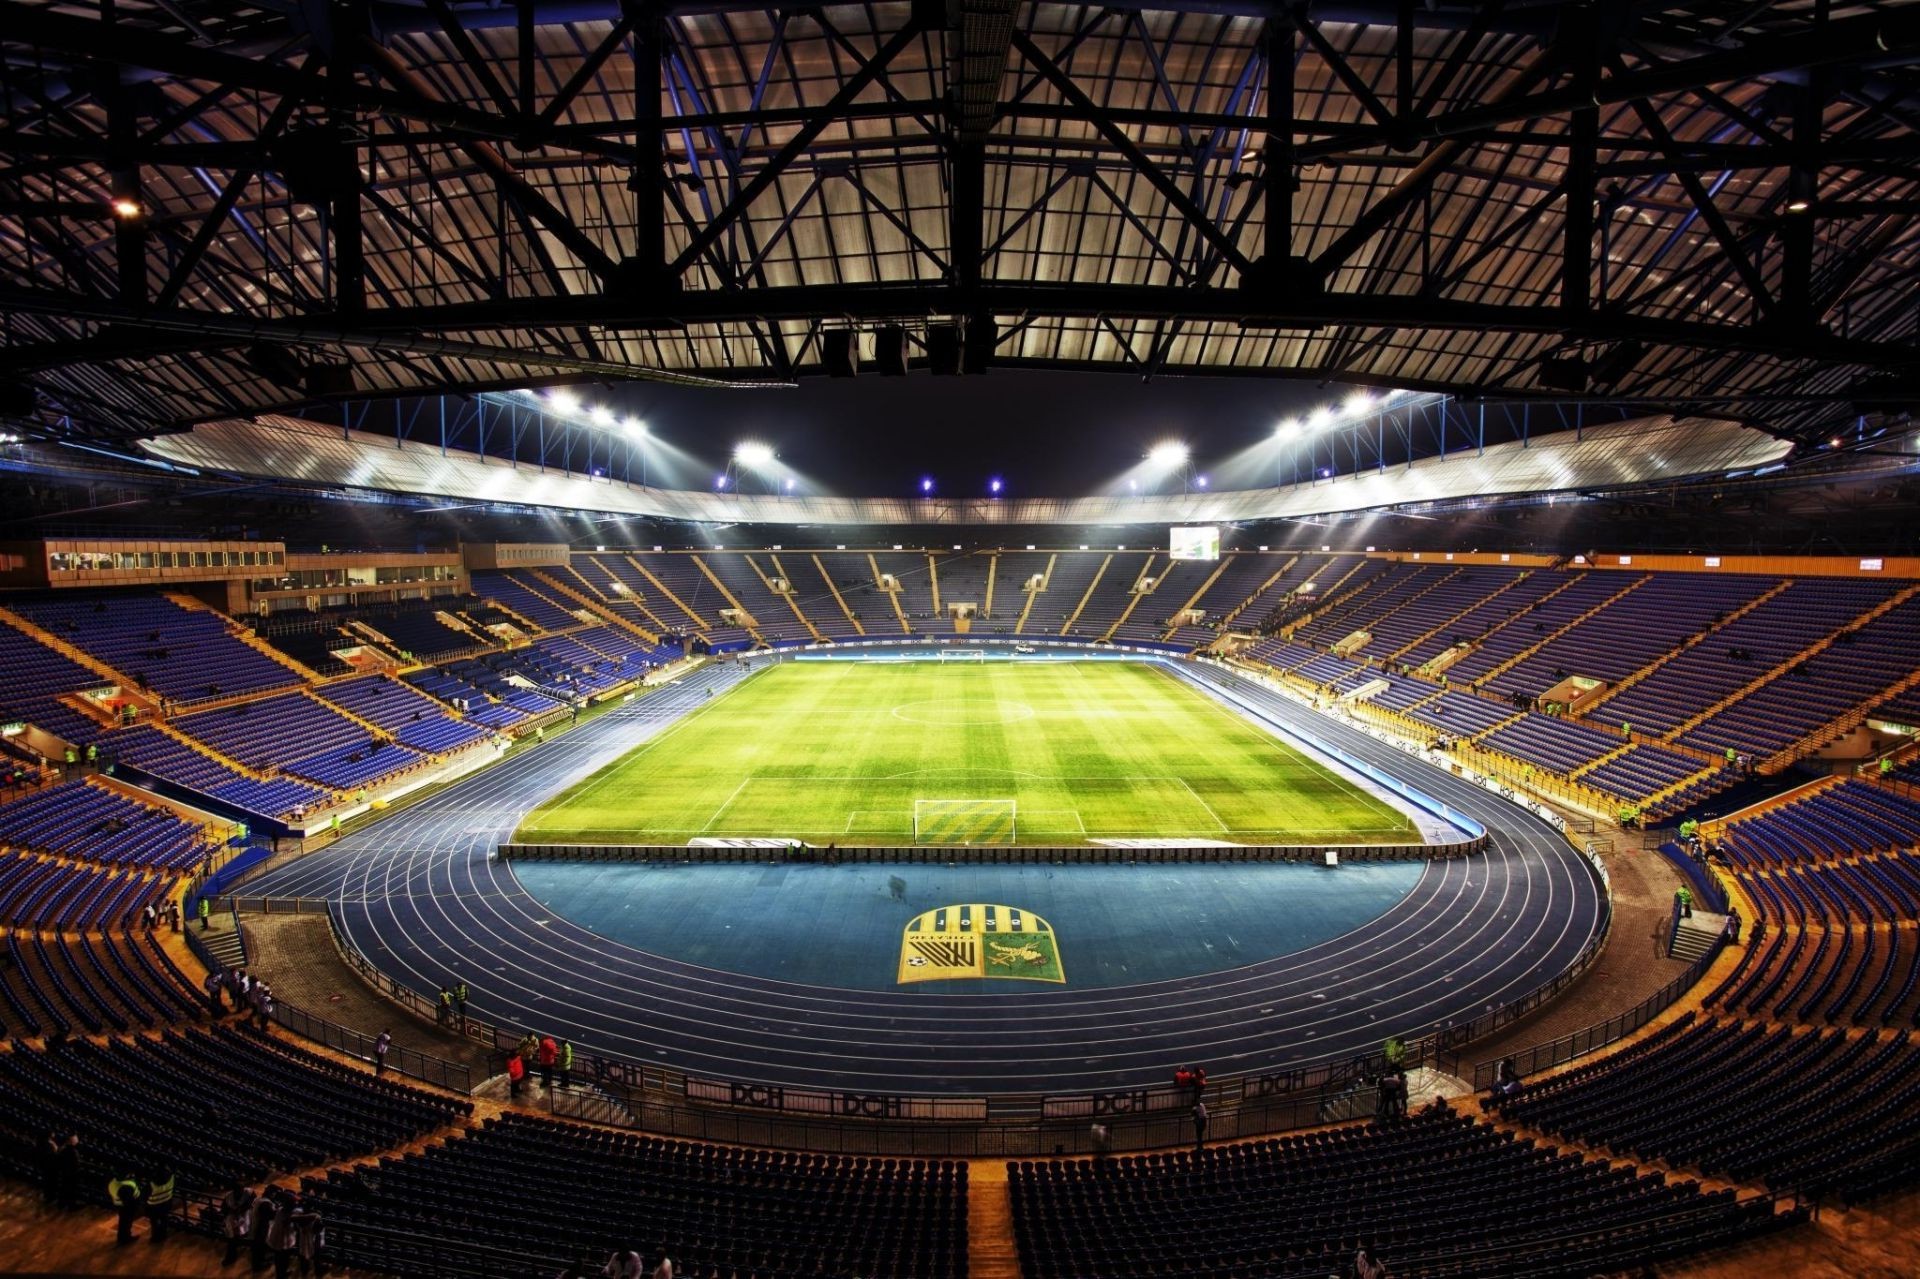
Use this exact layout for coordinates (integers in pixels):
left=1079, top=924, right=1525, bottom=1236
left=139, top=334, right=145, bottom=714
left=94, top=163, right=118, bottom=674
left=2, top=0, right=1919, bottom=447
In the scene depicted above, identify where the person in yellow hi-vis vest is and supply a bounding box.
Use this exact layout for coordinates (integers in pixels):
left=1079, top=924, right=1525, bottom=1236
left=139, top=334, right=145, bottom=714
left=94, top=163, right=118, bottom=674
left=145, top=1163, right=175, bottom=1244
left=107, top=1168, right=143, bottom=1246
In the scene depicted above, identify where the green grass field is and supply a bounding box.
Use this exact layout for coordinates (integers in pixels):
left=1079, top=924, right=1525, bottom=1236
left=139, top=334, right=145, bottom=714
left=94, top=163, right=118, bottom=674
left=513, top=660, right=1420, bottom=846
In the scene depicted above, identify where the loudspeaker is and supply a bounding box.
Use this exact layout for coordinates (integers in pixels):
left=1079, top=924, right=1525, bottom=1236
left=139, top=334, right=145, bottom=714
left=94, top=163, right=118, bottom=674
left=823, top=330, right=858, bottom=378
left=962, top=313, right=998, bottom=375
left=244, top=342, right=309, bottom=390
left=873, top=325, right=909, bottom=376
left=926, top=322, right=962, bottom=376
left=1538, top=357, right=1589, bottom=393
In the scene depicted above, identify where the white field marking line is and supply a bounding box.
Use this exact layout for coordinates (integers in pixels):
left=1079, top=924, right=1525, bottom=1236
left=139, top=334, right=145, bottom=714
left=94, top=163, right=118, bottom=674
left=698, top=777, right=753, bottom=832
left=1174, top=777, right=1231, bottom=833
left=529, top=674, right=748, bottom=813
left=1144, top=661, right=1409, bottom=826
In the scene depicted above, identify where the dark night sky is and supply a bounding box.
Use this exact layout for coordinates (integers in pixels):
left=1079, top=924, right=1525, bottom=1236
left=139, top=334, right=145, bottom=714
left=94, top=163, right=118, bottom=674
left=582, top=368, right=1348, bottom=497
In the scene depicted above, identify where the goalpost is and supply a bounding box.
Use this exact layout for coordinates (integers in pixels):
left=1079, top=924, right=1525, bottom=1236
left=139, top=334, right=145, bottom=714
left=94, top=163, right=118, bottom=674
left=938, top=649, right=988, bottom=662
left=913, top=798, right=1017, bottom=845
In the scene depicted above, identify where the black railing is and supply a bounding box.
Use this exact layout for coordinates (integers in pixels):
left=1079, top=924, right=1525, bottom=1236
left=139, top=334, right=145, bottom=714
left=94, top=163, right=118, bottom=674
left=213, top=888, right=1636, bottom=1153
left=1471, top=938, right=1726, bottom=1089
left=196, top=896, right=476, bottom=1094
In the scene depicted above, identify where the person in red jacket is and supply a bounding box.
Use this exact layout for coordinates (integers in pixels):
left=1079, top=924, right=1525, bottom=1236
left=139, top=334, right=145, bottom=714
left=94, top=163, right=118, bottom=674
left=537, top=1036, right=559, bottom=1091
left=507, top=1051, right=526, bottom=1101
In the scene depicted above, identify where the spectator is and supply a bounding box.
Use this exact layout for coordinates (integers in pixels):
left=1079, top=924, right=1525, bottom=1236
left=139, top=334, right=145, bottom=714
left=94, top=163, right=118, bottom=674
left=145, top=1162, right=175, bottom=1245
left=1190, top=1099, right=1208, bottom=1152
left=1493, top=1058, right=1522, bottom=1100
left=649, top=1256, right=673, bottom=1279
left=538, top=1035, right=559, bottom=1090
left=1354, top=1244, right=1388, bottom=1279
left=1089, top=1122, right=1111, bottom=1165
left=107, top=1167, right=143, bottom=1246
left=603, top=1248, right=645, bottom=1279
left=54, top=1133, right=81, bottom=1208
left=36, top=1130, right=59, bottom=1205
left=292, top=1197, right=326, bottom=1277
left=266, top=1190, right=299, bottom=1279
left=249, top=1185, right=276, bottom=1270
left=508, top=1050, right=526, bottom=1100
left=203, top=969, right=226, bottom=1016
left=374, top=1030, right=392, bottom=1077
left=221, top=1183, right=256, bottom=1266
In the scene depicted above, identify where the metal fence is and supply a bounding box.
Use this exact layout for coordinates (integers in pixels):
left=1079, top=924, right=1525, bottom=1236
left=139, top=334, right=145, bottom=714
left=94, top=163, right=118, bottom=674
left=1471, top=938, right=1726, bottom=1089
left=270, top=998, right=473, bottom=1093
left=197, top=898, right=477, bottom=1094
left=497, top=838, right=1486, bottom=864
left=216, top=887, right=1642, bottom=1152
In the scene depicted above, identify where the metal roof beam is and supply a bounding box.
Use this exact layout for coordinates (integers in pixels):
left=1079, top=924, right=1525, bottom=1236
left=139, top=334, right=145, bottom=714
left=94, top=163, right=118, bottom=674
left=1009, top=27, right=1252, bottom=278
left=8, top=281, right=1918, bottom=370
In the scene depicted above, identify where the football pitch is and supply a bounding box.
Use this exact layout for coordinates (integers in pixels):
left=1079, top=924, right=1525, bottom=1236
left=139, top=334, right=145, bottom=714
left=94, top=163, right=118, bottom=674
left=513, top=660, right=1421, bottom=847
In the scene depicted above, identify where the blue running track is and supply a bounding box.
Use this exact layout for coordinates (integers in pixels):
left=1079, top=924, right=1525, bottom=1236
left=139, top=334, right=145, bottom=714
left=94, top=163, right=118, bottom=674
left=246, top=660, right=1605, bottom=1095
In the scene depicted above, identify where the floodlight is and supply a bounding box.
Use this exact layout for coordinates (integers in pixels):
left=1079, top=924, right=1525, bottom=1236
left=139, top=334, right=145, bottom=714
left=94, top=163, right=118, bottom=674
left=589, top=405, right=615, bottom=427
left=1275, top=418, right=1300, bottom=440
left=989, top=477, right=1003, bottom=494
left=1128, top=478, right=1139, bottom=492
left=1196, top=475, right=1209, bottom=489
left=110, top=197, right=145, bottom=220
left=1309, top=406, right=1334, bottom=430
left=715, top=474, right=729, bottom=489
left=1344, top=391, right=1375, bottom=417
left=548, top=389, right=581, bottom=415
left=1147, top=441, right=1189, bottom=467
left=920, top=477, right=934, bottom=494
left=1785, top=198, right=1811, bottom=213
left=734, top=441, right=776, bottom=468
left=784, top=477, right=796, bottom=491
left=622, top=416, right=647, bottom=438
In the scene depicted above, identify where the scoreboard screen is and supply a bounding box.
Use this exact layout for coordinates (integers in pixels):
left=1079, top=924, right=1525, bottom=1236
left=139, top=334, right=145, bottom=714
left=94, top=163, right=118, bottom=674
left=1169, top=526, right=1220, bottom=561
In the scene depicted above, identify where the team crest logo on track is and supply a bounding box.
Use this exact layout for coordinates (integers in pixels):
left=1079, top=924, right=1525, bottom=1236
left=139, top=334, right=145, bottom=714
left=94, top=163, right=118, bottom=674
left=897, top=904, right=1063, bottom=985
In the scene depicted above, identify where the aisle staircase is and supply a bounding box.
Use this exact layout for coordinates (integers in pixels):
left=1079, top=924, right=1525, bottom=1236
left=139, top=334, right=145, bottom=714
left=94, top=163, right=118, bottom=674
left=1386, top=568, right=1534, bottom=660
left=691, top=556, right=765, bottom=644
left=1661, top=581, right=1920, bottom=744
left=764, top=555, right=826, bottom=642
left=810, top=554, right=865, bottom=636
left=1470, top=573, right=1650, bottom=688
left=1014, top=555, right=1055, bottom=635
left=627, top=556, right=715, bottom=635
left=1059, top=554, right=1111, bottom=636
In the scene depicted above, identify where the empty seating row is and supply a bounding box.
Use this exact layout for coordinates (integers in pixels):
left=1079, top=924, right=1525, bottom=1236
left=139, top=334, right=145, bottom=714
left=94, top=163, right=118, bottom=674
left=1594, top=579, right=1897, bottom=736
left=1009, top=1108, right=1788, bottom=1279
left=0, top=780, right=212, bottom=871
left=305, top=1111, right=966, bottom=1279
left=0, top=926, right=206, bottom=1038
left=103, top=726, right=329, bottom=819
left=7, top=593, right=301, bottom=706
left=1492, top=1014, right=1920, bottom=1204
left=1680, top=596, right=1920, bottom=761
left=0, top=1025, right=467, bottom=1195
left=316, top=675, right=490, bottom=754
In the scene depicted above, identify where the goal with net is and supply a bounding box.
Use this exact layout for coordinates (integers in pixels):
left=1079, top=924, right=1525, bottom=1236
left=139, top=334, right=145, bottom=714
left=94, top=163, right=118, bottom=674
left=913, top=798, right=1016, bottom=845
left=938, top=649, right=988, bottom=662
